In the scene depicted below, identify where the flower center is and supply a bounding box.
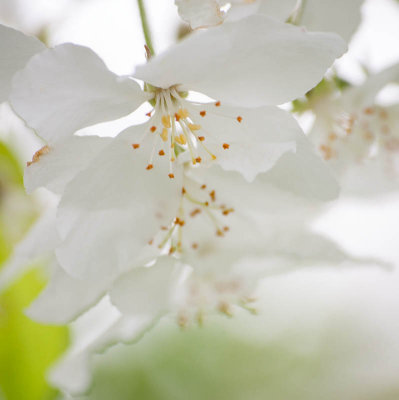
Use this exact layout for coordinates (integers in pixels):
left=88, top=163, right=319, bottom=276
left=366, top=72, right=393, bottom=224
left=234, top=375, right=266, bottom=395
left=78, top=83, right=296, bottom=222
left=130, top=86, right=242, bottom=178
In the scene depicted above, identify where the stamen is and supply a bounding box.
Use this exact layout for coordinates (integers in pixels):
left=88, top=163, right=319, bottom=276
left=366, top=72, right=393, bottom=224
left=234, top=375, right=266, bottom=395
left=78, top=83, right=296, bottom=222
left=200, top=111, right=206, bottom=117
left=168, top=173, right=175, bottom=179
left=162, top=115, right=171, bottom=129
left=188, top=123, right=201, bottom=131
left=215, top=101, right=221, bottom=107
left=236, top=116, right=243, bottom=123
left=150, top=126, right=157, bottom=133
left=146, top=164, right=153, bottom=170
left=158, top=149, right=165, bottom=156
left=222, top=143, right=230, bottom=149
left=198, top=136, right=205, bottom=141
left=132, top=144, right=140, bottom=149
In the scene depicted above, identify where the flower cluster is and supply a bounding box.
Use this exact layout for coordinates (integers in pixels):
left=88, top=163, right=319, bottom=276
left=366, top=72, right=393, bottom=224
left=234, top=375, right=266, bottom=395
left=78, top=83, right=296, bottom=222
left=0, top=1, right=367, bottom=395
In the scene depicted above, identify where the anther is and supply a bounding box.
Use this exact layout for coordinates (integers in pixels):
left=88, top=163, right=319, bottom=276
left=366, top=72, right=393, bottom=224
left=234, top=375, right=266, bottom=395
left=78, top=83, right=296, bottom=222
left=182, top=187, right=186, bottom=194
left=195, top=157, right=202, bottom=163
left=146, top=111, right=152, bottom=117
left=236, top=116, right=243, bottom=123
left=158, top=149, right=165, bottom=156
left=192, top=243, right=199, bottom=249
left=222, top=143, right=230, bottom=149
left=198, top=136, right=205, bottom=141
left=168, top=173, right=175, bottom=179
left=132, top=144, right=140, bottom=149
left=150, top=126, right=157, bottom=133
left=222, top=208, right=234, bottom=216
left=27, top=145, right=50, bottom=167
left=190, top=208, right=201, bottom=217
left=188, top=123, right=201, bottom=131
left=223, top=226, right=230, bottom=232
left=200, top=111, right=206, bottom=117
left=209, top=190, right=216, bottom=201
left=175, top=113, right=180, bottom=122
left=201, top=184, right=207, bottom=190
left=175, top=134, right=187, bottom=145
left=148, top=239, right=154, bottom=245
left=215, top=101, right=221, bottom=107
left=146, top=164, right=154, bottom=170
left=162, top=115, right=171, bottom=128
left=177, top=108, right=189, bottom=119
left=161, top=128, right=168, bottom=142
left=216, top=229, right=224, bottom=237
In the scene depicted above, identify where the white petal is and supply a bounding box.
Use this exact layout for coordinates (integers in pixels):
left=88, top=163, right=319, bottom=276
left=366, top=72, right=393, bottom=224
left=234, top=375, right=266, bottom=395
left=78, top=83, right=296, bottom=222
left=26, top=260, right=110, bottom=324
left=134, top=15, right=347, bottom=106
left=55, top=125, right=182, bottom=280
left=0, top=208, right=58, bottom=290
left=10, top=43, right=148, bottom=144
left=24, top=135, right=112, bottom=195
left=300, top=0, right=363, bottom=42
left=110, top=257, right=187, bottom=316
left=264, top=135, right=340, bottom=200
left=0, top=24, right=45, bottom=102
left=49, top=298, right=154, bottom=395
left=184, top=102, right=298, bottom=181
left=226, top=0, right=297, bottom=22
left=176, top=0, right=224, bottom=29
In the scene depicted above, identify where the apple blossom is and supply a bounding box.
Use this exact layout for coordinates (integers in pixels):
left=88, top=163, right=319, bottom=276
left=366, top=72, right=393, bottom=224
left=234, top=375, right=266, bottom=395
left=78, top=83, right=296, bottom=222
left=308, top=63, right=399, bottom=195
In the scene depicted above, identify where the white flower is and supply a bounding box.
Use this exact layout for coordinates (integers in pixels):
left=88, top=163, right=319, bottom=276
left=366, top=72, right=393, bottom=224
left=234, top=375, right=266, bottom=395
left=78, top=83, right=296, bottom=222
left=6, top=17, right=346, bottom=280
left=0, top=24, right=44, bottom=103
left=309, top=63, right=399, bottom=195
left=176, top=0, right=363, bottom=43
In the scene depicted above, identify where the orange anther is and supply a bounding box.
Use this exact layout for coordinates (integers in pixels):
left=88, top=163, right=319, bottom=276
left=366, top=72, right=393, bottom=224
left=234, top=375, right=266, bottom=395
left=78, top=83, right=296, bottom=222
left=132, top=144, right=140, bottom=149
left=190, top=208, right=201, bottom=217
left=168, top=173, right=175, bottom=179
left=150, top=126, right=157, bottom=132
left=195, top=157, right=202, bottom=163
left=201, top=184, right=206, bottom=190
left=237, top=116, right=243, bottom=123
left=182, top=187, right=186, bottom=194
left=200, top=111, right=206, bottom=117
left=198, top=136, right=205, bottom=141
left=222, top=143, right=230, bottom=149
left=175, top=113, right=180, bottom=122
left=216, top=229, right=224, bottom=237
left=192, top=243, right=199, bottom=249
left=146, top=164, right=153, bottom=170
left=209, top=190, right=216, bottom=202
left=158, top=149, right=165, bottom=156
left=146, top=111, right=152, bottom=117
left=215, top=101, right=221, bottom=107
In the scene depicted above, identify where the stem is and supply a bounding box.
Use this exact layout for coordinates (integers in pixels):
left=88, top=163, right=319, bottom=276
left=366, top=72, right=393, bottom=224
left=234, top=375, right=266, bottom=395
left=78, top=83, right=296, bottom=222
left=137, top=0, right=155, bottom=56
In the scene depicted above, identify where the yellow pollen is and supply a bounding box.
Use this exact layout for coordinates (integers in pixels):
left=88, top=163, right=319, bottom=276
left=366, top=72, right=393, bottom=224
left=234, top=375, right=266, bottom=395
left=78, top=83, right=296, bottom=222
left=211, top=155, right=217, bottom=160
left=188, top=123, right=201, bottom=131
left=177, top=108, right=189, bottom=119
left=162, top=115, right=171, bottom=128
left=132, top=144, right=140, bottom=149
left=161, top=128, right=169, bottom=142
left=175, top=134, right=187, bottom=145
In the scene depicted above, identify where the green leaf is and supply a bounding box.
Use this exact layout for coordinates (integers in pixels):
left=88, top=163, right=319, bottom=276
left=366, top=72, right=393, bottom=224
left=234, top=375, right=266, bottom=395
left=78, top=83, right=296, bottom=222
left=0, top=269, right=69, bottom=400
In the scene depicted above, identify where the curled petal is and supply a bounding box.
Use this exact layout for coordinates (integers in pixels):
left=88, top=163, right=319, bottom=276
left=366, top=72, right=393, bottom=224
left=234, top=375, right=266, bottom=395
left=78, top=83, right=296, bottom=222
left=176, top=0, right=224, bottom=29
